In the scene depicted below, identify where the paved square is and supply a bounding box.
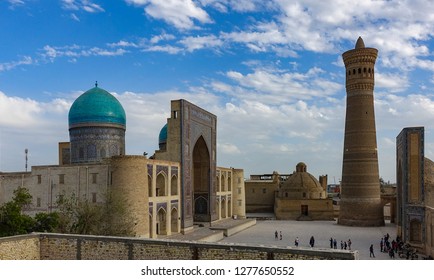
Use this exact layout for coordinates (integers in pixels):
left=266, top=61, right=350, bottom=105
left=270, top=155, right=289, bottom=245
left=218, top=219, right=398, bottom=260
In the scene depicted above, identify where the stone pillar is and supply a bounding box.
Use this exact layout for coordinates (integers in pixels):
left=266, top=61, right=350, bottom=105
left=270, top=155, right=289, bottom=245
left=110, top=156, right=149, bottom=237
left=339, top=37, right=385, bottom=226
left=232, top=168, right=246, bottom=219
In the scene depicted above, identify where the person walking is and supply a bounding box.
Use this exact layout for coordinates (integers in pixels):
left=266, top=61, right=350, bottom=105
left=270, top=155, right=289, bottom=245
left=275, top=230, right=278, bottom=240
left=309, top=236, right=315, bottom=248
left=369, top=244, right=375, bottom=258
left=330, top=237, right=333, bottom=249
left=294, top=237, right=299, bottom=247
left=279, top=231, right=282, bottom=240
left=333, top=239, right=337, bottom=249
left=348, top=239, right=352, bottom=250
left=380, top=238, right=384, bottom=252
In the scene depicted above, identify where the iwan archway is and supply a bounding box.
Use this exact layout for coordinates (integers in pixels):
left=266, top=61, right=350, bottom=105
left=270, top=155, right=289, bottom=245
left=193, top=136, right=210, bottom=222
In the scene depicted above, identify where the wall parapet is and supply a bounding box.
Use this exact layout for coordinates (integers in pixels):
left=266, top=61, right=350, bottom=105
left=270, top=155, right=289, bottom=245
left=0, top=233, right=356, bottom=260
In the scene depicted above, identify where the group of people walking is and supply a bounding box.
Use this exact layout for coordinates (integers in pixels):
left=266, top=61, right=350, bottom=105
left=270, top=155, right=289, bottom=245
left=274, top=231, right=314, bottom=248
left=329, top=237, right=352, bottom=250
left=274, top=231, right=354, bottom=251
left=370, top=233, right=403, bottom=258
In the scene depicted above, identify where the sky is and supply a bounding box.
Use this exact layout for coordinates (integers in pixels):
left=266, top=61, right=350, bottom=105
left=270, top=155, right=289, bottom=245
left=2, top=0, right=434, bottom=183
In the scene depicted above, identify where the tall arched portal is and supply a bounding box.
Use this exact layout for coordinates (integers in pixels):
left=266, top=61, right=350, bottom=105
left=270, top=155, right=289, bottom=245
left=193, top=136, right=210, bottom=222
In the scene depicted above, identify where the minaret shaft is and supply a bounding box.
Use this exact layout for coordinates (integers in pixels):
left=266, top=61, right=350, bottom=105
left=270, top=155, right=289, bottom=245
left=338, top=37, right=385, bottom=226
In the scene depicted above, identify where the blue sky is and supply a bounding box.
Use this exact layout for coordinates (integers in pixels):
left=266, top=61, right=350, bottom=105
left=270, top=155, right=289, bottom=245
left=2, top=0, right=434, bottom=183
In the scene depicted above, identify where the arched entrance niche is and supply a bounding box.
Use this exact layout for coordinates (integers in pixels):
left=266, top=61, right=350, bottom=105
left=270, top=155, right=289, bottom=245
left=221, top=197, right=226, bottom=218
left=157, top=207, right=167, bottom=235
left=171, top=208, right=179, bottom=233
left=156, top=173, right=166, bottom=197
left=193, top=136, right=210, bottom=222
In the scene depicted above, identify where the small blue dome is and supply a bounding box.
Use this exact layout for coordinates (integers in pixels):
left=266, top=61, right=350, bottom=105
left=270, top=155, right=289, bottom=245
left=159, top=123, right=167, bottom=145
left=69, top=86, right=126, bottom=128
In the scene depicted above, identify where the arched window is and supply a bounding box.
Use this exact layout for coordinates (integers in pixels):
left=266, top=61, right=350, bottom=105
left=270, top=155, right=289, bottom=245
left=87, top=144, right=96, bottom=159
left=216, top=175, right=220, bottom=192
left=100, top=148, right=106, bottom=158
left=156, top=173, right=166, bottom=197
left=171, top=175, right=178, bottom=196
left=148, top=175, right=152, bottom=197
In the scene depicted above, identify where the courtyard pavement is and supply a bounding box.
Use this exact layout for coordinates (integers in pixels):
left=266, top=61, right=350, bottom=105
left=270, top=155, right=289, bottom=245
left=217, top=219, right=398, bottom=260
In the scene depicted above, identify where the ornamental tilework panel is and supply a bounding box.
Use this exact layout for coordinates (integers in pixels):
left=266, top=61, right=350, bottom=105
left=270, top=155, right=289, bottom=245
left=69, top=126, right=124, bottom=163
left=157, top=202, right=167, bottom=212
left=157, top=165, right=168, bottom=176
left=171, top=200, right=178, bottom=210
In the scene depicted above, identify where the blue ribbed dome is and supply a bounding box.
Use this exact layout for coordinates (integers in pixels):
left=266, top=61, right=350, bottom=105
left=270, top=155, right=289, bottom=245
left=159, top=123, right=167, bottom=145
left=68, top=86, right=126, bottom=128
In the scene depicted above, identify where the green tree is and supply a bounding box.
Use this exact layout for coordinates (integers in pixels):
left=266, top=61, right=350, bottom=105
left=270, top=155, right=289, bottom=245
left=0, top=187, right=35, bottom=237
left=33, top=212, right=60, bottom=232
left=55, top=190, right=135, bottom=237
left=97, top=190, right=135, bottom=236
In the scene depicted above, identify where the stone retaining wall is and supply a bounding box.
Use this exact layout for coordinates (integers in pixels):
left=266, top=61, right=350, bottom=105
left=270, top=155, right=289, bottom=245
left=0, top=234, right=40, bottom=260
left=0, top=233, right=357, bottom=260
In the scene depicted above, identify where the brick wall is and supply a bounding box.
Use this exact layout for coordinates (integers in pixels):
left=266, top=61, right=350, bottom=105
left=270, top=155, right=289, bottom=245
left=0, top=233, right=356, bottom=260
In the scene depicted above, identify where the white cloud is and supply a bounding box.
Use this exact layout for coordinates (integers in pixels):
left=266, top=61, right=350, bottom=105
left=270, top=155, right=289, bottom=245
left=150, top=33, right=176, bottom=44
left=179, top=35, right=223, bottom=52
left=41, top=45, right=127, bottom=62
left=143, top=45, right=183, bottom=54
left=223, top=66, right=342, bottom=103
left=375, top=72, right=409, bottom=93
left=7, top=0, right=25, bottom=5
left=199, top=0, right=273, bottom=12
left=126, top=0, right=212, bottom=30
left=0, top=92, right=43, bottom=127
left=217, top=143, right=241, bottom=154
left=61, top=0, right=104, bottom=13
left=0, top=56, right=34, bottom=72
left=70, top=13, right=80, bottom=21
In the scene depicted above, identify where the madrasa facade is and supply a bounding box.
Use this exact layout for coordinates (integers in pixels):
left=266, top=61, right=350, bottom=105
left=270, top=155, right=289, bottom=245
left=0, top=85, right=246, bottom=238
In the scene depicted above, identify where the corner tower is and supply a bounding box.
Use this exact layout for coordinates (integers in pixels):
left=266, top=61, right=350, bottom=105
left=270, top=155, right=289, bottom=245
left=339, top=37, right=385, bottom=226
left=68, top=84, right=126, bottom=164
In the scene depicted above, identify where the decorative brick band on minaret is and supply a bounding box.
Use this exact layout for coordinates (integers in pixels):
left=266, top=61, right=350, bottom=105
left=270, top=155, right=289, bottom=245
left=338, top=37, right=385, bottom=226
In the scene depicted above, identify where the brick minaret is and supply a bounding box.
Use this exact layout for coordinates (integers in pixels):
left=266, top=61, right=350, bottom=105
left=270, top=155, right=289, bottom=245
left=338, top=37, right=385, bottom=226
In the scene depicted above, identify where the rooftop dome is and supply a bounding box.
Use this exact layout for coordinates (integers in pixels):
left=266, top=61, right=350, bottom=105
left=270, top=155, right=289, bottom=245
left=279, top=163, right=325, bottom=199
left=159, top=123, right=168, bottom=146
left=68, top=84, right=126, bottom=128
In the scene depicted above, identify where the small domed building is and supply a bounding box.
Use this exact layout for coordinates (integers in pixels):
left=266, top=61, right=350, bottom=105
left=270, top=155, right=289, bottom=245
left=274, top=162, right=334, bottom=220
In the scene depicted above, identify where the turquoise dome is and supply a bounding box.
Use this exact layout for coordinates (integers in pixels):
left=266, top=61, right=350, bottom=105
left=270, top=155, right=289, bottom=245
left=159, top=123, right=167, bottom=145
left=69, top=86, right=126, bottom=128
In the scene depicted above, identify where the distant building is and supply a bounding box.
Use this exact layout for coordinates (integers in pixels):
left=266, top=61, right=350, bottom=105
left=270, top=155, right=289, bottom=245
left=245, top=163, right=333, bottom=221
left=0, top=85, right=246, bottom=238
left=396, top=127, right=434, bottom=257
